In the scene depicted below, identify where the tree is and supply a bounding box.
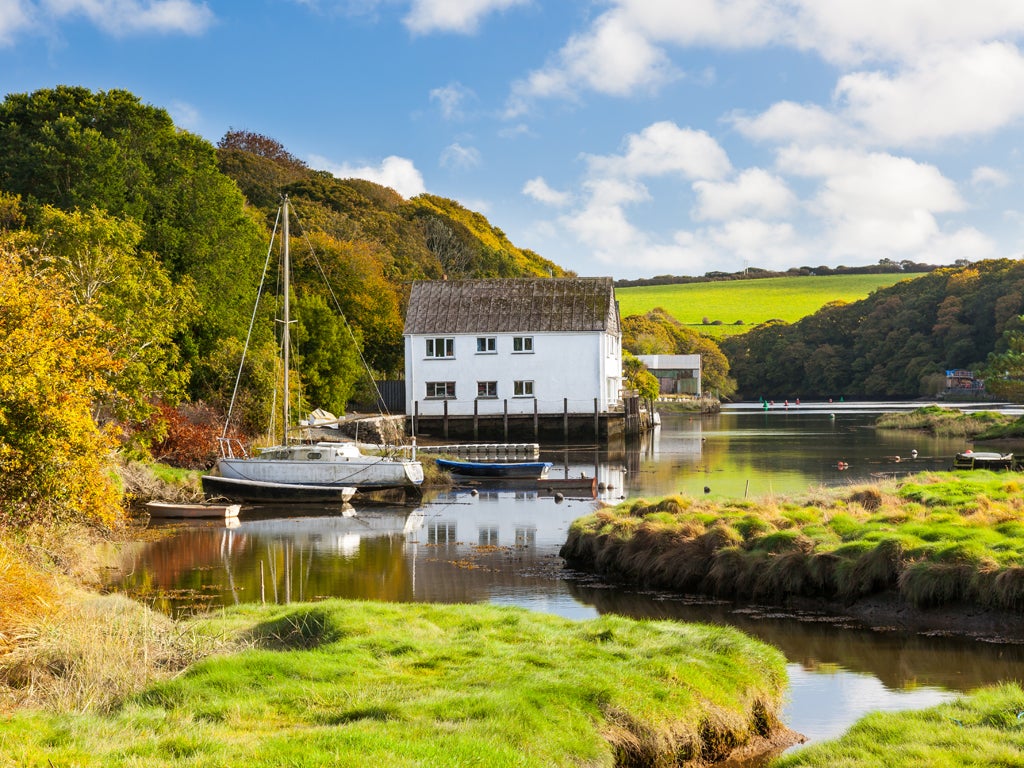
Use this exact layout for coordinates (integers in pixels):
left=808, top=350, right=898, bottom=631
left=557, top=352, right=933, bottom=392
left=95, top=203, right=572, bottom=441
left=31, top=205, right=195, bottom=425
left=0, top=249, right=123, bottom=529
left=623, top=353, right=659, bottom=401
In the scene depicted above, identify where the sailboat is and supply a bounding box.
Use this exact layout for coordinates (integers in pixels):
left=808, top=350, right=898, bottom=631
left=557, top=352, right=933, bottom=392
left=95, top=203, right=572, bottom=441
left=202, top=196, right=424, bottom=503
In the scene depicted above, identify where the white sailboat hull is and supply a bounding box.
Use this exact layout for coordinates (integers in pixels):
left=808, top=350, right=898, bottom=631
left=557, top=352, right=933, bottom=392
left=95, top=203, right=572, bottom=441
left=215, top=445, right=424, bottom=492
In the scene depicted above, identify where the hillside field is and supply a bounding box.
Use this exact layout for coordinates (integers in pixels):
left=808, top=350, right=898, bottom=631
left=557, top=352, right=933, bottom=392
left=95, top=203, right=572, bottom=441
left=616, top=274, right=917, bottom=337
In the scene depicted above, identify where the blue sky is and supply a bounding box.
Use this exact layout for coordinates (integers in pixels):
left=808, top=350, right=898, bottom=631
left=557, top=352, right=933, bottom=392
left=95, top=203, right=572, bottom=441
left=3, top=1, right=1024, bottom=279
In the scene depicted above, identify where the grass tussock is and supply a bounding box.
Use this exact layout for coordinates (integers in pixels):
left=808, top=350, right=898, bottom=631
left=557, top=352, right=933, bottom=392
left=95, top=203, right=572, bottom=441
left=775, top=682, right=1024, bottom=767
left=561, top=471, right=1024, bottom=611
left=0, top=600, right=790, bottom=767
left=875, top=405, right=1017, bottom=437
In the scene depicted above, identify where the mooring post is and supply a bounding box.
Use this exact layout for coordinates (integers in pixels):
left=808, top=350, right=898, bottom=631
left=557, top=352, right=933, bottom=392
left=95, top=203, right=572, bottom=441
left=412, top=401, right=418, bottom=437
left=594, top=397, right=599, bottom=440
left=443, top=398, right=449, bottom=439
left=533, top=398, right=539, bottom=439
left=563, top=397, right=569, bottom=441
left=473, top=398, right=479, bottom=440
left=503, top=399, right=509, bottom=441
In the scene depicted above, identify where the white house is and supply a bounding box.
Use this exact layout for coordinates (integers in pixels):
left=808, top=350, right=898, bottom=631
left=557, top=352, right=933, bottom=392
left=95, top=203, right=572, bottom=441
left=403, top=278, right=622, bottom=419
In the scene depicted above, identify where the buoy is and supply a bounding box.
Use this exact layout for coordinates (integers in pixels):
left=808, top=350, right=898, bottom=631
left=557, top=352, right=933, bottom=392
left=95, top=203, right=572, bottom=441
left=470, top=489, right=479, bottom=496
left=911, top=449, right=918, bottom=458
left=704, top=486, right=711, bottom=494
left=553, top=493, right=564, bottom=503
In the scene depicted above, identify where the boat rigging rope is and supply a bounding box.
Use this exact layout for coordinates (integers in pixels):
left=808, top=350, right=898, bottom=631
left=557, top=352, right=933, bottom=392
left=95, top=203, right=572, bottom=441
left=222, top=206, right=283, bottom=440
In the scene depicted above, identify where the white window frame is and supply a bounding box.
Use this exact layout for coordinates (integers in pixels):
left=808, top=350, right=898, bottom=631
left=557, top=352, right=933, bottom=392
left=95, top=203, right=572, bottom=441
left=425, top=381, right=456, bottom=399
left=513, top=380, right=534, bottom=397
left=512, top=336, right=534, bottom=353
left=476, top=336, right=497, bottom=354
left=426, top=337, right=455, bottom=358
left=477, top=381, right=498, bottom=399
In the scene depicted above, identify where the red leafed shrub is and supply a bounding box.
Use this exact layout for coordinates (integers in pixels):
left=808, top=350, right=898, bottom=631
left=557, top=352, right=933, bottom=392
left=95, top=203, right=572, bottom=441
left=150, top=402, right=227, bottom=469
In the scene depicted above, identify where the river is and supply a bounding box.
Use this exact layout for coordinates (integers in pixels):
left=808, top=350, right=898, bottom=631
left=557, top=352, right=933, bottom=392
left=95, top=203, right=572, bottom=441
left=107, top=401, right=1024, bottom=755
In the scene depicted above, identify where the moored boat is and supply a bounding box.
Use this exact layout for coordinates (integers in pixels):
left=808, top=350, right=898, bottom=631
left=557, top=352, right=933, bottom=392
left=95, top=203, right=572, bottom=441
left=435, top=458, right=553, bottom=479
left=952, top=450, right=1017, bottom=470
left=146, top=500, right=241, bottom=519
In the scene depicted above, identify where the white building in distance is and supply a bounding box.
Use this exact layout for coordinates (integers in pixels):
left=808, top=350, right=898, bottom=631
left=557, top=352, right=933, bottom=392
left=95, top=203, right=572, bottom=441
left=403, top=278, right=623, bottom=421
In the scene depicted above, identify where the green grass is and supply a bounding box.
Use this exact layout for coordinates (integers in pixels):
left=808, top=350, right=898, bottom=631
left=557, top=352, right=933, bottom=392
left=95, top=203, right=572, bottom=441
left=775, top=683, right=1024, bottom=767
left=561, top=472, right=1024, bottom=609
left=0, top=599, right=789, bottom=767
left=876, top=406, right=1018, bottom=437
left=616, top=274, right=916, bottom=337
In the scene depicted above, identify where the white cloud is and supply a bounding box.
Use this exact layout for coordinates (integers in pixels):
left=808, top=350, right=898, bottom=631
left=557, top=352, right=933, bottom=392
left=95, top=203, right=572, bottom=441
left=429, top=82, right=474, bottom=120
left=168, top=100, right=200, bottom=130
left=587, top=121, right=732, bottom=181
left=522, top=177, right=571, bottom=207
left=835, top=42, right=1024, bottom=145
left=439, top=142, right=481, bottom=170
left=42, top=0, right=214, bottom=35
left=971, top=166, right=1010, bottom=188
left=312, top=154, right=426, bottom=198
left=0, top=0, right=35, bottom=46
left=731, top=101, right=852, bottom=145
left=692, top=168, right=795, bottom=221
left=404, top=0, right=528, bottom=35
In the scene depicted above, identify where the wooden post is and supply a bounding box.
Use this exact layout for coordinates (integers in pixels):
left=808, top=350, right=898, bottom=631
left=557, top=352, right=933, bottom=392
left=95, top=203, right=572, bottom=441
left=563, top=397, right=569, bottom=441
left=473, top=398, right=479, bottom=440
left=533, top=398, right=539, bottom=440
left=594, top=397, right=599, bottom=440
left=443, top=398, right=449, bottom=439
left=503, top=399, right=509, bottom=442
left=412, top=401, right=418, bottom=437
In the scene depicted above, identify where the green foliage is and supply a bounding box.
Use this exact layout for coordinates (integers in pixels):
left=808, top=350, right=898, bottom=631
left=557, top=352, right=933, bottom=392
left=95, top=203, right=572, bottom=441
left=0, top=252, right=124, bottom=529
left=291, top=292, right=361, bottom=414
left=721, top=259, right=1024, bottom=399
left=622, top=352, right=659, bottom=401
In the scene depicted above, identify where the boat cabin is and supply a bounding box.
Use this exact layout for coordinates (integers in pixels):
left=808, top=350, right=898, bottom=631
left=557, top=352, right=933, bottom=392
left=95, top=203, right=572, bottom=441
left=256, top=442, right=363, bottom=461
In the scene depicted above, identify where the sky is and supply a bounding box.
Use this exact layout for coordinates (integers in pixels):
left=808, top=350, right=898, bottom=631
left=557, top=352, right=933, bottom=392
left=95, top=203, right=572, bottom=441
left=2, top=1, right=1024, bottom=279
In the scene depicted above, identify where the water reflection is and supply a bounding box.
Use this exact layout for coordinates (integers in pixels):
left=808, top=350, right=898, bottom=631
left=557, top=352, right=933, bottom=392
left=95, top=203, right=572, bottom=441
left=107, top=402, right=1024, bottom=749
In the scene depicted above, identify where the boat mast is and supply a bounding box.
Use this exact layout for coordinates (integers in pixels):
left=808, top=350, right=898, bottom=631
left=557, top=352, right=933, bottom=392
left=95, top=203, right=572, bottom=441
left=282, top=195, right=291, bottom=445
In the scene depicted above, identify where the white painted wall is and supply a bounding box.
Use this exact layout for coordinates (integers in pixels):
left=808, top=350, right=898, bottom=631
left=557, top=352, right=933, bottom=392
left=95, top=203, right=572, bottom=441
left=404, top=331, right=622, bottom=417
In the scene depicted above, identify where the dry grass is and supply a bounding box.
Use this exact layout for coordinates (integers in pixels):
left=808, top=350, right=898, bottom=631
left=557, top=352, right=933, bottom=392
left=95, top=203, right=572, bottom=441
left=0, top=525, right=224, bottom=714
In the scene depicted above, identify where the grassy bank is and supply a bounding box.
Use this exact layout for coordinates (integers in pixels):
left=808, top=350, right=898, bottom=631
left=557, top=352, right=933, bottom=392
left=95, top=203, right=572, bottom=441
left=0, top=598, right=791, bottom=766
left=561, top=472, right=1024, bottom=613
left=617, top=274, right=912, bottom=338
left=875, top=406, right=1018, bottom=438
left=775, top=683, right=1024, bottom=767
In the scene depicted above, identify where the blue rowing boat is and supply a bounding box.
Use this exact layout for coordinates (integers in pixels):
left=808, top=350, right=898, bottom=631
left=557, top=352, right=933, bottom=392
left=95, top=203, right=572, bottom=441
left=435, top=458, right=553, bottom=479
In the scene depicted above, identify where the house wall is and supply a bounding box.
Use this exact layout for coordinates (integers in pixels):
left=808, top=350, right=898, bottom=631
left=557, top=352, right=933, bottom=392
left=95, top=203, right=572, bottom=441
left=405, top=330, right=621, bottom=417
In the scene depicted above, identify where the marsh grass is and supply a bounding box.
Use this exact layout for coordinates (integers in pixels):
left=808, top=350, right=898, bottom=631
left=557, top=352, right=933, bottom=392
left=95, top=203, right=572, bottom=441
left=774, top=683, right=1024, bottom=767
left=0, top=600, right=789, bottom=766
left=875, top=406, right=1017, bottom=437
left=561, top=471, right=1024, bottom=610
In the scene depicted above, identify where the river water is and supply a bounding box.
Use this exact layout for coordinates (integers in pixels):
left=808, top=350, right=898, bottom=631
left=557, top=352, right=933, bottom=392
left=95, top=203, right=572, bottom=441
left=108, top=401, right=1024, bottom=754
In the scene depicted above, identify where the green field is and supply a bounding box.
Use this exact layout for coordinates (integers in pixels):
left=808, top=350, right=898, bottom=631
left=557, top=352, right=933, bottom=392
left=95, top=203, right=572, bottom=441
left=616, top=274, right=918, bottom=337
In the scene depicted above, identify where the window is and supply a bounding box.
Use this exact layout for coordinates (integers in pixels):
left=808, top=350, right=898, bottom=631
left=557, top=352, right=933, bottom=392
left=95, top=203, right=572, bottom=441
left=513, top=380, right=534, bottom=397
left=512, top=336, right=534, bottom=353
left=476, top=336, right=496, bottom=353
left=425, top=381, right=456, bottom=399
left=477, top=381, right=497, bottom=399
left=425, top=337, right=455, bottom=358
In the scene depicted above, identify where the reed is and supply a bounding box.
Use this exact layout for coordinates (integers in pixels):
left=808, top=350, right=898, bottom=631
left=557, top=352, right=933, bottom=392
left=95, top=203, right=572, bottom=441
left=561, top=471, right=1024, bottom=612
left=875, top=406, right=1016, bottom=437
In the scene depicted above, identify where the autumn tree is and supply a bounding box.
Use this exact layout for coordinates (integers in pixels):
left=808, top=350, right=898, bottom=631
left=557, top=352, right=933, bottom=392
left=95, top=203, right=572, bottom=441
left=0, top=249, right=123, bottom=529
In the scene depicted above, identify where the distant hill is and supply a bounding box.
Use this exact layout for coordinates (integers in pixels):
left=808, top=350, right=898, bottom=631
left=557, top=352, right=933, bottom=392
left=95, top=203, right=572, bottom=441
left=616, top=273, right=917, bottom=338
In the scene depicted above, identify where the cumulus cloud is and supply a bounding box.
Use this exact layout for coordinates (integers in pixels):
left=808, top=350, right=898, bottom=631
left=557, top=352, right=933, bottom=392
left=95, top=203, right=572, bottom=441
left=312, top=154, right=426, bottom=198
left=404, top=0, right=528, bottom=35
left=586, top=121, right=732, bottom=181
left=42, top=0, right=214, bottom=35
left=692, top=169, right=795, bottom=221
left=0, top=0, right=35, bottom=46
left=522, top=177, right=571, bottom=207
left=439, top=142, right=481, bottom=170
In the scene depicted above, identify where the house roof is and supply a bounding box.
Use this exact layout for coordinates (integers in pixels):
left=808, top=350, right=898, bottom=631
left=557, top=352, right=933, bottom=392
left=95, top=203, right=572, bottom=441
left=404, top=278, right=620, bottom=335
